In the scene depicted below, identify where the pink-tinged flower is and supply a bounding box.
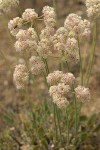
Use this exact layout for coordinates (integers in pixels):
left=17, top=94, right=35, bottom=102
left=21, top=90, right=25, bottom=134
left=49, top=85, right=58, bottom=97
left=42, top=6, right=56, bottom=27
left=65, top=37, right=79, bottom=65
left=37, top=38, right=53, bottom=58
left=29, top=56, right=45, bottom=75
left=64, top=13, right=91, bottom=39
left=8, top=17, right=23, bottom=36
left=86, top=0, right=100, bottom=19
left=57, top=83, right=71, bottom=95
left=13, top=64, right=29, bottom=89
left=22, top=8, right=38, bottom=22
left=47, top=71, right=63, bottom=85
left=49, top=86, right=69, bottom=109
left=40, top=27, right=55, bottom=39
left=75, top=85, right=91, bottom=102
left=15, top=28, right=37, bottom=53
left=61, top=73, right=76, bottom=86
left=55, top=97, right=69, bottom=109
left=53, top=27, right=68, bottom=54
left=65, top=38, right=78, bottom=51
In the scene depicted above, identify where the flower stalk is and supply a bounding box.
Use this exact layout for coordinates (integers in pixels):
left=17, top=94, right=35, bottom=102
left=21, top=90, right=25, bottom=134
left=74, top=94, right=78, bottom=143
left=77, top=38, right=83, bottom=85
left=66, top=109, right=69, bottom=150
left=85, top=22, right=97, bottom=86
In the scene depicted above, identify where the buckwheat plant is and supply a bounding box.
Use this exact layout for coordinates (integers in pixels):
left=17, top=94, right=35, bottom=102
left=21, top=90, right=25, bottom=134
left=1, top=0, right=99, bottom=149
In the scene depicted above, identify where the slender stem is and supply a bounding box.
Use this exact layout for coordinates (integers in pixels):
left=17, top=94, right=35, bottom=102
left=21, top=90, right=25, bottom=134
left=53, top=0, right=57, bottom=19
left=45, top=59, right=50, bottom=74
left=77, top=102, right=82, bottom=129
left=32, top=21, right=50, bottom=93
left=16, top=1, right=23, bottom=16
left=85, top=22, right=97, bottom=86
left=53, top=0, right=56, bottom=12
left=74, top=94, right=78, bottom=143
left=56, top=107, right=62, bottom=140
left=43, top=72, right=49, bottom=89
left=37, top=19, right=43, bottom=21
left=77, top=38, right=83, bottom=85
left=60, top=60, right=64, bottom=71
left=53, top=104, right=58, bottom=140
left=62, top=51, right=70, bottom=72
left=65, top=60, right=70, bottom=72
left=33, top=20, right=40, bottom=41
left=53, top=0, right=59, bottom=27
left=22, top=21, right=30, bottom=26
left=37, top=15, right=44, bottom=19
left=32, top=21, right=50, bottom=77
left=66, top=109, right=69, bottom=150
left=42, top=59, right=50, bottom=78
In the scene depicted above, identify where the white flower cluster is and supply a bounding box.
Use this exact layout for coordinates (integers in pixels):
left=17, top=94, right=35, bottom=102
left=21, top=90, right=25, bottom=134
left=22, top=8, right=38, bottom=22
left=65, top=37, right=79, bottom=65
left=47, top=71, right=91, bottom=108
left=8, top=4, right=91, bottom=65
left=8, top=17, right=23, bottom=36
left=38, top=12, right=90, bottom=63
left=8, top=8, right=38, bottom=36
left=38, top=37, right=53, bottom=58
left=38, top=18, right=79, bottom=63
left=47, top=71, right=75, bottom=109
left=13, top=64, right=29, bottom=89
left=10, top=6, right=92, bottom=90
left=61, top=73, right=76, bottom=86
left=0, top=0, right=19, bottom=14
left=50, top=87, right=70, bottom=108
left=29, top=56, right=45, bottom=75
left=53, top=27, right=68, bottom=54
left=64, top=14, right=91, bottom=39
left=37, top=6, right=56, bottom=58
left=75, top=85, right=91, bottom=102
left=15, top=28, right=37, bottom=53
left=42, top=6, right=56, bottom=27
left=40, top=27, right=55, bottom=39
left=66, top=38, right=79, bottom=52
left=47, top=71, right=63, bottom=85
left=86, top=0, right=100, bottom=19
left=13, top=55, right=45, bottom=89
left=38, top=27, right=55, bottom=58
